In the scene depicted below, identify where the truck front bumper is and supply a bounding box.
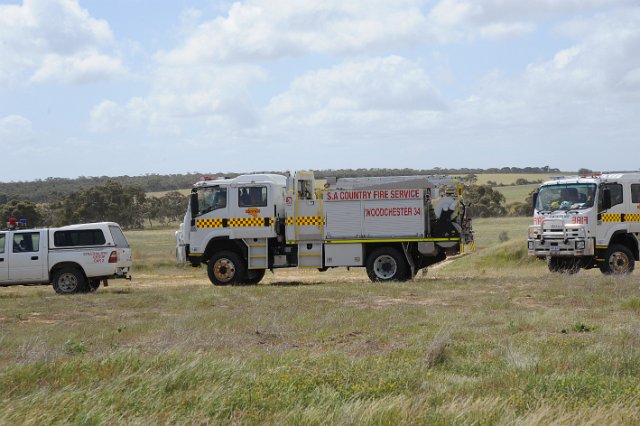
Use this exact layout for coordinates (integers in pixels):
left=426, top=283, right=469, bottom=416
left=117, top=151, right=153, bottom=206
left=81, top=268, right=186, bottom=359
left=528, top=237, right=594, bottom=257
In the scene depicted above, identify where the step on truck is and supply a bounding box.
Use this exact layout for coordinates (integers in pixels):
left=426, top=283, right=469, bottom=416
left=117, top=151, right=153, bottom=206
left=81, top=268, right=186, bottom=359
left=176, top=171, right=473, bottom=284
left=0, top=220, right=132, bottom=294
left=528, top=173, right=640, bottom=274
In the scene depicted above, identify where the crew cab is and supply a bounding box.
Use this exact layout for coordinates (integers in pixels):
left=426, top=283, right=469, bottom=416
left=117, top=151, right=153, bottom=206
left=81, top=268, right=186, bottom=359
left=0, top=222, right=132, bottom=294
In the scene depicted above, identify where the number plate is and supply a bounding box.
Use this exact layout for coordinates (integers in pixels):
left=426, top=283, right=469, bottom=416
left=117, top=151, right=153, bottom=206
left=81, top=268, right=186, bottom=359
left=550, top=246, right=560, bottom=252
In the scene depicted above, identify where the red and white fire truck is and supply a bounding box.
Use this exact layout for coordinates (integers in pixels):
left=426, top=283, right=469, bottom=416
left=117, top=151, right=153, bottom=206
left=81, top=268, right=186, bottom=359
left=176, top=171, right=473, bottom=284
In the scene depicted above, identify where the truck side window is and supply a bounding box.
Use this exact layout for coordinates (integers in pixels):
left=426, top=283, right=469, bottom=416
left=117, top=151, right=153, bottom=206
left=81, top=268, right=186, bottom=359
left=600, top=183, right=623, bottom=209
left=239, top=186, right=267, bottom=207
left=13, top=232, right=40, bottom=253
left=632, top=184, right=640, bottom=204
left=198, top=187, right=227, bottom=215
left=0, top=234, right=5, bottom=254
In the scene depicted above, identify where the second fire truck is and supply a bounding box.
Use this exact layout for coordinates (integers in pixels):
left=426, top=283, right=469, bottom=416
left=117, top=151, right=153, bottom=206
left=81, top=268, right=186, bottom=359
left=176, top=171, right=473, bottom=284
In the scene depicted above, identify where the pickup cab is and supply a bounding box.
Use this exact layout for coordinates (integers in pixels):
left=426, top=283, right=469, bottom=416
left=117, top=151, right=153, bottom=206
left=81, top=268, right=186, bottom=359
left=0, top=222, right=132, bottom=294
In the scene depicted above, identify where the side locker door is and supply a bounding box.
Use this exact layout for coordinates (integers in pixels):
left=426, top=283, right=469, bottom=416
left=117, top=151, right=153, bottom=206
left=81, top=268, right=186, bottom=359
left=0, top=233, right=8, bottom=282
left=8, top=231, right=47, bottom=283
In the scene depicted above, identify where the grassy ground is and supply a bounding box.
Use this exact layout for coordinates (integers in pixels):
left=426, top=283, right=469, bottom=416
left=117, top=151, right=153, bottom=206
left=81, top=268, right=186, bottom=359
left=1, top=219, right=639, bottom=424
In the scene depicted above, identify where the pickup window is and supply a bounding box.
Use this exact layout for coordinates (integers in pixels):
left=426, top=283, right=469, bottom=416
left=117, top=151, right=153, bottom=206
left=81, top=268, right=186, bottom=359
left=13, top=232, right=40, bottom=253
left=0, top=234, right=5, bottom=253
left=54, top=229, right=106, bottom=247
left=109, top=225, right=130, bottom=248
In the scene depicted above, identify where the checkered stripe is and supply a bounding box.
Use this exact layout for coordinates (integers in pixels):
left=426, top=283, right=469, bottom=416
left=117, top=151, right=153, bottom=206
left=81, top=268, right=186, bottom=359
left=196, top=218, right=223, bottom=228
left=601, top=213, right=621, bottom=223
left=625, top=213, right=640, bottom=222
left=228, top=217, right=269, bottom=227
left=286, top=216, right=324, bottom=226
left=196, top=217, right=273, bottom=228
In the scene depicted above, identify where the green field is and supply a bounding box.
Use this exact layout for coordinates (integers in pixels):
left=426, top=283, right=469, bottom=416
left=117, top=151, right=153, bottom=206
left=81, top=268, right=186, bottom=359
left=1, top=218, right=639, bottom=424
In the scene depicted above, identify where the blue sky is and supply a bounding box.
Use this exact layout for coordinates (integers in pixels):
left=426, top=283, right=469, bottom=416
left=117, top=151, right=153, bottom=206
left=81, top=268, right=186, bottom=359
left=1, top=0, right=639, bottom=181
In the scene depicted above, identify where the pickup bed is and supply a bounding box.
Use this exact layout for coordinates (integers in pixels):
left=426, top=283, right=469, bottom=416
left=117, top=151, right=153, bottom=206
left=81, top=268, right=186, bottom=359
left=0, top=222, right=132, bottom=294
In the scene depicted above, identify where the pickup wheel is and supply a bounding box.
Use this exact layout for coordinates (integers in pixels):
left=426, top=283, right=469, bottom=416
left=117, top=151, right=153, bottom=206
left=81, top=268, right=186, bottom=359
left=207, top=251, right=246, bottom=286
left=366, top=247, right=409, bottom=282
left=600, top=245, right=635, bottom=275
left=52, top=268, right=87, bottom=294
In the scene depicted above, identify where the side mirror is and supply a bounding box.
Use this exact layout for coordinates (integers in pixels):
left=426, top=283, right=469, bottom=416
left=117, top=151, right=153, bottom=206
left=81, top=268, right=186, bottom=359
left=601, top=188, right=612, bottom=211
left=532, top=192, right=538, bottom=211
left=190, top=192, right=199, bottom=217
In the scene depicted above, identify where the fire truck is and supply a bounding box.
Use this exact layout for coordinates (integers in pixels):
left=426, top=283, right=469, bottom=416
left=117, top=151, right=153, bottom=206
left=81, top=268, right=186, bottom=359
left=528, top=173, right=640, bottom=274
left=176, top=171, right=473, bottom=285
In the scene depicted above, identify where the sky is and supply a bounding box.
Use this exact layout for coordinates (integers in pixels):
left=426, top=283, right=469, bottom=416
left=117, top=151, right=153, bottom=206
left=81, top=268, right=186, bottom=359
left=1, top=0, right=639, bottom=181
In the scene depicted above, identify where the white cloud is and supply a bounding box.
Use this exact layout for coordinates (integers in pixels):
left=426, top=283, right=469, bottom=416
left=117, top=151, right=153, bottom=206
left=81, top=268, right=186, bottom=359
left=0, top=0, right=124, bottom=85
left=268, top=56, right=446, bottom=126
left=156, top=0, right=430, bottom=64
left=0, top=115, right=35, bottom=146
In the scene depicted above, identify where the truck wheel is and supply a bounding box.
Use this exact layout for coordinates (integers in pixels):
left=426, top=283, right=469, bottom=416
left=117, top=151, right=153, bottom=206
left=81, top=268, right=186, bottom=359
left=366, top=247, right=409, bottom=282
left=600, top=245, right=635, bottom=275
left=243, top=269, right=266, bottom=285
left=207, top=251, right=246, bottom=286
left=52, top=268, right=87, bottom=294
left=547, top=257, right=579, bottom=274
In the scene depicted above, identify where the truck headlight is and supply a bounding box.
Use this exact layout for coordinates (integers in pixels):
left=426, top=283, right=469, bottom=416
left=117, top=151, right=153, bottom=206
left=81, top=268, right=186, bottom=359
left=528, top=241, right=535, bottom=250
left=528, top=226, right=541, bottom=239
left=575, top=241, right=586, bottom=250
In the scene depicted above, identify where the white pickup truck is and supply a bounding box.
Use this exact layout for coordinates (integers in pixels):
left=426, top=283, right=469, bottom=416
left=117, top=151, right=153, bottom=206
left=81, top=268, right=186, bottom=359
left=0, top=222, right=132, bottom=294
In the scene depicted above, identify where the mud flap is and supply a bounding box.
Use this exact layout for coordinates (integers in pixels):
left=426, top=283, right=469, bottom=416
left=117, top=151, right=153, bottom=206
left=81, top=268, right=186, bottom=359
left=402, top=242, right=417, bottom=279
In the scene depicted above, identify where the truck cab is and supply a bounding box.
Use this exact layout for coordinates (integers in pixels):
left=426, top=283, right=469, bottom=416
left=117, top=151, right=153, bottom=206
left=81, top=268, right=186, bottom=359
left=528, top=173, right=640, bottom=274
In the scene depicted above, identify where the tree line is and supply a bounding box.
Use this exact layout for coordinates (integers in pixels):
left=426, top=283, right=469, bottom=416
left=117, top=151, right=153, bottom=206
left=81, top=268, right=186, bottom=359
left=0, top=167, right=559, bottom=204
left=0, top=181, right=188, bottom=229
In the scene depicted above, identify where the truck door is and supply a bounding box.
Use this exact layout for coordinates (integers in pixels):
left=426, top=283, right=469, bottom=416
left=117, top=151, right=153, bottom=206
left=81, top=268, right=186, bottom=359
left=0, top=233, right=8, bottom=282
left=8, top=231, right=47, bottom=283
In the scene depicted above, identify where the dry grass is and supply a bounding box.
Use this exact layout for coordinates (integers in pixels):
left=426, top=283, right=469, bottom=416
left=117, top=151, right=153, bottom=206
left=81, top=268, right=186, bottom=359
left=1, top=221, right=640, bottom=424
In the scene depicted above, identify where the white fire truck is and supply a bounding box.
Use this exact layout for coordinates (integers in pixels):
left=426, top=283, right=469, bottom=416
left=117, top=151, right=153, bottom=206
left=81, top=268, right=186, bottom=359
left=528, top=173, right=640, bottom=274
left=176, top=171, right=473, bottom=285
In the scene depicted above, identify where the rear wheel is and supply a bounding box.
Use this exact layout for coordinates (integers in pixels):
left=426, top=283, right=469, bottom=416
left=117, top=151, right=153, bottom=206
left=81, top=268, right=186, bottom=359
left=52, top=268, right=87, bottom=294
left=207, top=251, right=246, bottom=286
left=366, top=247, right=409, bottom=282
left=600, top=245, right=635, bottom=275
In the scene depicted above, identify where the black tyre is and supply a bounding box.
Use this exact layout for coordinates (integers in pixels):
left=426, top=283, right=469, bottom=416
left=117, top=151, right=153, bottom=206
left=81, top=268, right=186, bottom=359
left=366, top=247, right=410, bottom=282
left=243, top=269, right=266, bottom=285
left=52, top=268, right=87, bottom=294
left=88, top=279, right=101, bottom=292
left=599, top=244, right=635, bottom=275
left=207, top=251, right=246, bottom=286
left=547, top=257, right=579, bottom=274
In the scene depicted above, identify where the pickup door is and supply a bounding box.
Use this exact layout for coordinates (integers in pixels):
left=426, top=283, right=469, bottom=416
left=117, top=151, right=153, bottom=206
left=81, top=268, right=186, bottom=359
left=7, top=230, right=48, bottom=283
left=0, top=233, right=7, bottom=282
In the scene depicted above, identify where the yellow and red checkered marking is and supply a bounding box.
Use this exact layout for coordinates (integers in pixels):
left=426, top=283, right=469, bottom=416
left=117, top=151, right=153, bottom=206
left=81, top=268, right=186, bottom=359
left=286, top=216, right=324, bottom=226
left=228, top=217, right=267, bottom=227
left=625, top=213, right=640, bottom=222
left=196, top=217, right=273, bottom=228
left=196, top=218, right=223, bottom=228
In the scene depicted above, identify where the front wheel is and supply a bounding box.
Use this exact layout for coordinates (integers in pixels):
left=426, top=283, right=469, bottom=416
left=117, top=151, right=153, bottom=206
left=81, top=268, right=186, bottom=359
left=207, top=251, right=246, bottom=285
left=600, top=245, right=635, bottom=275
left=52, top=268, right=87, bottom=294
left=366, top=247, right=410, bottom=282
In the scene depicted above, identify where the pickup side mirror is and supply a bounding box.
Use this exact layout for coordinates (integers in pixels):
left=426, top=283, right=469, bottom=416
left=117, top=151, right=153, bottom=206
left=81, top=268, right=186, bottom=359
left=601, top=188, right=612, bottom=211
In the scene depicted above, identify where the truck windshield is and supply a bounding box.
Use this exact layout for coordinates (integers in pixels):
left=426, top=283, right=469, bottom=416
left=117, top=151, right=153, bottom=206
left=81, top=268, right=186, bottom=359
left=536, top=183, right=596, bottom=212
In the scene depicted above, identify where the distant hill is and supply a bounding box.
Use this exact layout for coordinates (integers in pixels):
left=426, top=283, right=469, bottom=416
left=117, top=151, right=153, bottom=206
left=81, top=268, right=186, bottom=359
left=0, top=167, right=561, bottom=204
